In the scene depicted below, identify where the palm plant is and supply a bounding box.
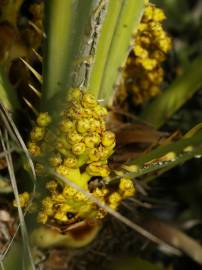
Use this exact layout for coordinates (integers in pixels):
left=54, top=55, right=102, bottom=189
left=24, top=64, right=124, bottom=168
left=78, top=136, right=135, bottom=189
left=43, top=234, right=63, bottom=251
left=0, top=0, right=202, bottom=269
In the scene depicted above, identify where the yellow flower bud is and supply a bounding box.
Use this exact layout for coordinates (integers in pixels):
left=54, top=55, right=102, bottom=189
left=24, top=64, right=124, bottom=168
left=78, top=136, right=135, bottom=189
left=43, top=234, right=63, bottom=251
left=27, top=142, right=41, bottom=156
left=52, top=193, right=65, bottom=203
left=75, top=191, right=87, bottom=201
left=134, top=45, right=148, bottom=58
left=93, top=187, right=109, bottom=198
left=76, top=119, right=90, bottom=133
left=35, top=163, right=45, bottom=175
left=36, top=112, right=51, bottom=127
left=63, top=185, right=77, bottom=197
left=67, top=131, right=82, bottom=144
left=119, top=178, right=135, bottom=198
left=59, top=120, right=74, bottom=133
left=46, top=180, right=58, bottom=192
left=42, top=197, right=53, bottom=208
left=72, top=142, right=86, bottom=155
left=141, top=58, right=157, bottom=70
left=49, top=153, right=62, bottom=167
left=99, top=146, right=113, bottom=160
left=93, top=105, right=108, bottom=118
left=101, top=131, right=116, bottom=147
left=66, top=88, right=81, bottom=102
left=63, top=157, right=78, bottom=168
left=84, top=133, right=100, bottom=148
left=153, top=8, right=166, bottom=22
left=86, top=162, right=110, bottom=177
left=37, top=211, right=48, bottom=224
left=42, top=197, right=54, bottom=215
left=87, top=148, right=101, bottom=162
left=82, top=93, right=97, bottom=108
left=89, top=119, right=101, bottom=132
left=56, top=136, right=72, bottom=150
left=96, top=209, right=106, bottom=219
left=30, top=127, right=45, bottom=142
left=56, top=165, right=69, bottom=176
left=13, top=192, right=30, bottom=208
left=108, top=192, right=122, bottom=209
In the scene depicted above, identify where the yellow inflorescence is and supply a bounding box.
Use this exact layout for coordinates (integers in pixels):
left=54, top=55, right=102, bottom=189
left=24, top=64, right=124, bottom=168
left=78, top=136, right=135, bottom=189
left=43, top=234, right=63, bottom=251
left=23, top=89, right=136, bottom=226
left=118, top=2, right=172, bottom=105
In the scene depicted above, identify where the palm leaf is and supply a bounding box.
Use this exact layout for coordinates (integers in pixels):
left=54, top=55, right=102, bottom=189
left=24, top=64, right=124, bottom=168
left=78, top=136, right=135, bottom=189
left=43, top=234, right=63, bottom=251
left=140, top=56, right=202, bottom=128
left=87, top=0, right=144, bottom=103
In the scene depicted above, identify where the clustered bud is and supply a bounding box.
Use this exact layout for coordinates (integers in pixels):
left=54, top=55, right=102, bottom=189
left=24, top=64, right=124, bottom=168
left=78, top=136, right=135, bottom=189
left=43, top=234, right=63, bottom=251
left=17, top=89, right=136, bottom=227
left=117, top=1, right=172, bottom=105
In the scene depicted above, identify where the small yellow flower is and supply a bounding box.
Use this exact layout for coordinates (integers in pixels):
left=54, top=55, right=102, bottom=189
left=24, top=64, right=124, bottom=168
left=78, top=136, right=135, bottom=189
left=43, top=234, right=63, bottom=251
left=67, top=131, right=82, bottom=144
left=72, top=142, right=86, bottom=155
left=84, top=133, right=100, bottom=148
left=119, top=178, right=135, bottom=198
left=76, top=119, right=90, bottom=133
left=27, top=142, right=41, bottom=156
left=30, top=127, right=45, bottom=142
left=13, top=192, right=30, bottom=208
left=101, top=131, right=115, bottom=147
left=49, top=154, right=62, bottom=167
left=63, top=157, right=78, bottom=168
left=59, top=120, right=74, bottom=133
left=63, top=185, right=77, bottom=197
left=86, top=162, right=110, bottom=177
left=82, top=93, right=97, bottom=108
left=37, top=211, right=48, bottom=224
left=108, top=192, right=122, bottom=209
left=36, top=112, right=51, bottom=127
left=46, top=180, right=58, bottom=192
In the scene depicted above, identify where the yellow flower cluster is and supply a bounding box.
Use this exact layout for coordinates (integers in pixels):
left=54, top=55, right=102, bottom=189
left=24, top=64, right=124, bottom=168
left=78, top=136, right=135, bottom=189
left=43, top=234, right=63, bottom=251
left=37, top=177, right=135, bottom=224
left=13, top=192, right=30, bottom=208
left=25, top=89, right=136, bottom=226
left=118, top=2, right=172, bottom=105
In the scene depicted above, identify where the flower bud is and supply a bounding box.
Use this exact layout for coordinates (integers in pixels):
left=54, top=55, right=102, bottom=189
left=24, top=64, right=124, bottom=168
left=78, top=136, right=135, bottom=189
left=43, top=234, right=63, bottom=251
left=30, top=127, right=45, bottom=142
left=63, top=157, right=78, bottom=168
left=84, top=133, right=100, bottom=148
left=108, top=192, right=122, bottom=209
left=82, top=93, right=97, bottom=108
left=13, top=192, right=30, bottom=208
left=66, top=88, right=81, bottom=102
left=59, top=120, right=74, bottom=133
left=86, top=163, right=110, bottom=177
left=49, top=153, right=62, bottom=167
left=36, top=112, right=51, bottom=127
left=119, top=178, right=135, bottom=198
left=27, top=142, right=41, bottom=156
left=37, top=211, right=48, bottom=224
left=76, top=119, right=90, bottom=133
left=46, top=180, right=58, bottom=192
left=72, top=142, right=86, bottom=155
left=101, top=131, right=115, bottom=147
left=67, top=131, right=82, bottom=144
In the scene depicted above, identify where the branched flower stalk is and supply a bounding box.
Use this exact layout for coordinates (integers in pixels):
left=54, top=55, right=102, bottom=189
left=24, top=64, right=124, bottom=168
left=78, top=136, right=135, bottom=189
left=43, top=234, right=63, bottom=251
left=116, top=1, right=172, bottom=105
left=15, top=89, right=135, bottom=239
